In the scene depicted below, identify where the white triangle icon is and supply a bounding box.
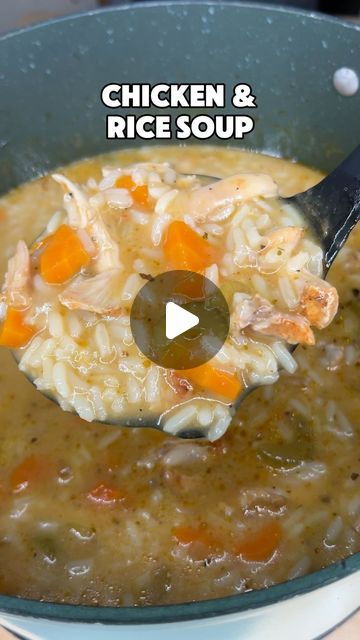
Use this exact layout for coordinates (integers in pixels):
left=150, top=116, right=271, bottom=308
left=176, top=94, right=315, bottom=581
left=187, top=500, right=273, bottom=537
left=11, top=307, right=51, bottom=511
left=165, top=302, right=199, bottom=340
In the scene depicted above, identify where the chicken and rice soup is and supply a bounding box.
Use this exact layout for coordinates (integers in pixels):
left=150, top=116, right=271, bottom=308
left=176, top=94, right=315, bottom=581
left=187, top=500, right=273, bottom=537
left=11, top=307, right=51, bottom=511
left=0, top=153, right=337, bottom=439
left=0, top=146, right=358, bottom=605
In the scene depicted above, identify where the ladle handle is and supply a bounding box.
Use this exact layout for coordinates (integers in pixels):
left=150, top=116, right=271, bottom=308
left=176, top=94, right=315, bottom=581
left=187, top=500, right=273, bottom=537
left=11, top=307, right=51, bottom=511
left=290, top=145, right=360, bottom=271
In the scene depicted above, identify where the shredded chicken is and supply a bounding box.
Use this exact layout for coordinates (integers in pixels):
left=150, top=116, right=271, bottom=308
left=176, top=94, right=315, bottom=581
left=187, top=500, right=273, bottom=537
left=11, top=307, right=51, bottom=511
left=2, top=240, right=31, bottom=308
left=52, top=174, right=93, bottom=228
left=260, top=227, right=304, bottom=259
left=233, top=294, right=315, bottom=345
left=174, top=173, right=278, bottom=223
left=255, top=314, right=315, bottom=346
left=53, top=174, right=122, bottom=272
left=88, top=216, right=122, bottom=273
left=59, top=269, right=124, bottom=314
left=76, top=228, right=97, bottom=258
left=297, top=277, right=339, bottom=329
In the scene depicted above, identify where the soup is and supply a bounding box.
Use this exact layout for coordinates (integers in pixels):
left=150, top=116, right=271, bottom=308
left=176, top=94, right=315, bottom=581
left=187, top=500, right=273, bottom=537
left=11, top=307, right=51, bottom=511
left=0, top=146, right=358, bottom=606
left=0, top=159, right=337, bottom=438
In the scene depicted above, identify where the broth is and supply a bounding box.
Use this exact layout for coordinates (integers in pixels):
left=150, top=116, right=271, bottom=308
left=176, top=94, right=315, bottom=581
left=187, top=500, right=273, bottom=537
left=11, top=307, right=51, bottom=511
left=0, top=146, right=358, bottom=606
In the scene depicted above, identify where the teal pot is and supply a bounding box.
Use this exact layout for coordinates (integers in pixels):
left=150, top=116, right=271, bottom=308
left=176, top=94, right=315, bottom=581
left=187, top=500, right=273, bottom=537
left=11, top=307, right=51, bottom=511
left=0, top=3, right=359, bottom=639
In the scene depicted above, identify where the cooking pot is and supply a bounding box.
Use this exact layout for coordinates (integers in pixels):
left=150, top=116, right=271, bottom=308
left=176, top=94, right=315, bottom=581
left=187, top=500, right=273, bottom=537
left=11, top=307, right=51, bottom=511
left=0, top=3, right=359, bottom=638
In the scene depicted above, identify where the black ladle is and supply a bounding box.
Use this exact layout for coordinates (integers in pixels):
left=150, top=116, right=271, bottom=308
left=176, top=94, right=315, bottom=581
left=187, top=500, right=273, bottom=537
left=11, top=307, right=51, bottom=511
left=16, top=146, right=360, bottom=437
left=170, top=144, right=360, bottom=436
left=287, top=144, right=360, bottom=274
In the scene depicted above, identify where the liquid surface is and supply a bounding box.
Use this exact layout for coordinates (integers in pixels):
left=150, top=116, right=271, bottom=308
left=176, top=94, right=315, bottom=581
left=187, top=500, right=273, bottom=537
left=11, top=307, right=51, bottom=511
left=0, top=146, right=358, bottom=606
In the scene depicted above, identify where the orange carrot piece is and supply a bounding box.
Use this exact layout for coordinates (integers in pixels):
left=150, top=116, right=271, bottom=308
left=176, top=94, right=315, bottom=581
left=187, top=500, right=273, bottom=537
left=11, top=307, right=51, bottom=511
left=10, top=455, right=53, bottom=493
left=172, top=525, right=218, bottom=549
left=115, top=175, right=135, bottom=191
left=174, top=521, right=281, bottom=561
left=115, top=175, right=151, bottom=209
left=178, top=362, right=242, bottom=401
left=86, top=483, right=126, bottom=506
left=132, top=184, right=151, bottom=209
left=163, top=220, right=216, bottom=271
left=0, top=307, right=35, bottom=348
left=40, top=224, right=90, bottom=284
left=233, top=521, right=281, bottom=562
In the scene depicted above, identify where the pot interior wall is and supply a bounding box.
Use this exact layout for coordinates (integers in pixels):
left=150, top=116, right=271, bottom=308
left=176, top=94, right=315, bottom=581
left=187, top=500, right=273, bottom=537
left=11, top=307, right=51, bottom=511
left=0, top=3, right=359, bottom=194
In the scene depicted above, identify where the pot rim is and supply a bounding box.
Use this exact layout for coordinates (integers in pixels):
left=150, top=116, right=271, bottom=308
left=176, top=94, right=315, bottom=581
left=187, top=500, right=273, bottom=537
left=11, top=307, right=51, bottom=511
left=0, top=0, right=359, bottom=42
left=0, top=0, right=359, bottom=624
left=0, top=554, right=358, bottom=624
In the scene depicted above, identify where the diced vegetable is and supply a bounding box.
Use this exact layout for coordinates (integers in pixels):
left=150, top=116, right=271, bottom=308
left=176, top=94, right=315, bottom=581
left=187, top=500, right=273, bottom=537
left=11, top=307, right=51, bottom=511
left=115, top=175, right=135, bottom=191
left=163, top=220, right=216, bottom=271
left=40, top=224, right=91, bottom=284
left=86, top=483, right=126, bottom=506
left=178, top=363, right=242, bottom=401
left=172, top=525, right=217, bottom=549
left=10, top=455, right=53, bottom=492
left=132, top=184, right=150, bottom=209
left=173, top=520, right=281, bottom=562
left=233, top=521, right=281, bottom=562
left=115, top=175, right=151, bottom=209
left=0, top=307, right=35, bottom=348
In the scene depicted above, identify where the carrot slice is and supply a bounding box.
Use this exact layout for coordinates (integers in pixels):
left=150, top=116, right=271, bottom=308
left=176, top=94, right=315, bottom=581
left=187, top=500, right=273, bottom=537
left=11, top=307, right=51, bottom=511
left=178, top=362, right=242, bottom=401
left=173, top=521, right=281, bottom=562
left=132, top=184, right=150, bottom=209
left=172, top=525, right=218, bottom=549
left=233, top=521, right=281, bottom=562
left=10, top=455, right=54, bottom=493
left=163, top=221, right=216, bottom=271
left=115, top=175, right=135, bottom=191
left=0, top=307, right=35, bottom=348
left=86, top=483, right=126, bottom=506
left=40, top=224, right=91, bottom=284
left=115, top=175, right=151, bottom=210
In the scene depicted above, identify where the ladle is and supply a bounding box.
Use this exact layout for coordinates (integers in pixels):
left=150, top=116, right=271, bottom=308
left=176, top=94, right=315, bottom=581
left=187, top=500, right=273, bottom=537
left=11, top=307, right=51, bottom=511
left=15, top=146, right=360, bottom=438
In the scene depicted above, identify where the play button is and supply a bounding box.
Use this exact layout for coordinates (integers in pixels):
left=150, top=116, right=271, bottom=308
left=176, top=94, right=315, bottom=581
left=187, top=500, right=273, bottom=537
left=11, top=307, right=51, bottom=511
left=130, top=270, right=229, bottom=370
left=165, top=302, right=199, bottom=340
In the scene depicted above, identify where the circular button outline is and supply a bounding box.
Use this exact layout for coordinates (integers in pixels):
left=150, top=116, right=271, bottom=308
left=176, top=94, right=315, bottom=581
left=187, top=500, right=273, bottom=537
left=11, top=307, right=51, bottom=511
left=130, top=270, right=230, bottom=370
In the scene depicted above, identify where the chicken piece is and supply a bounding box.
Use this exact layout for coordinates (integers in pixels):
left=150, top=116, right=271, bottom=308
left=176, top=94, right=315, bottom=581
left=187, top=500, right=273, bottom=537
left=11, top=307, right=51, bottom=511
left=233, top=294, right=315, bottom=346
left=59, top=269, right=124, bottom=315
left=88, top=215, right=122, bottom=272
left=255, top=313, right=315, bottom=346
left=2, top=240, right=31, bottom=308
left=53, top=174, right=122, bottom=272
left=172, top=173, right=278, bottom=223
left=297, top=277, right=339, bottom=329
left=232, top=295, right=261, bottom=330
left=52, top=174, right=93, bottom=228
left=260, top=227, right=304, bottom=261
left=167, top=370, right=193, bottom=396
